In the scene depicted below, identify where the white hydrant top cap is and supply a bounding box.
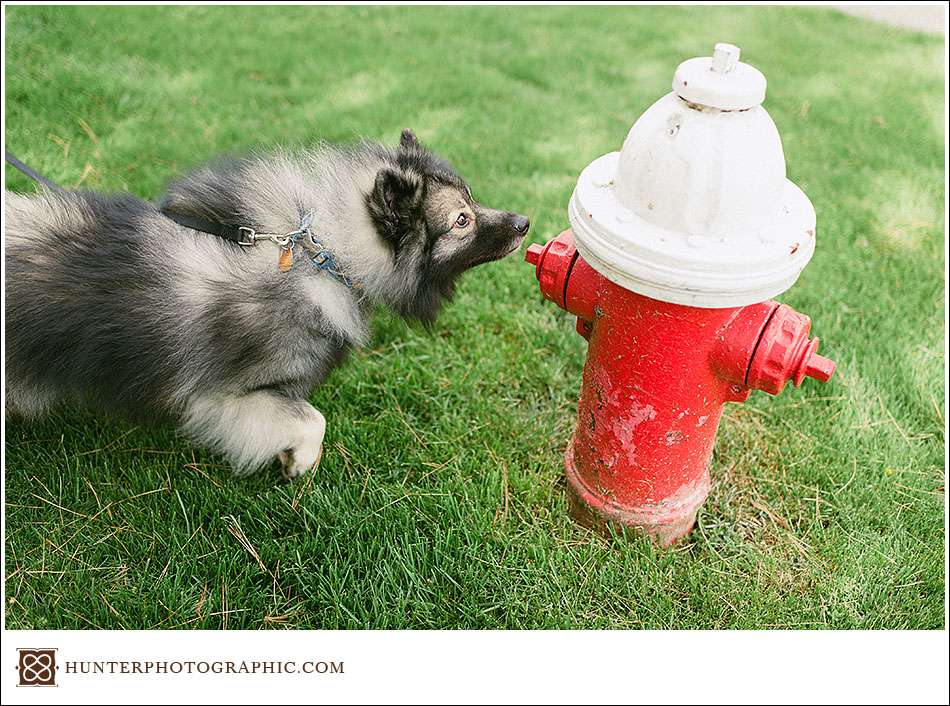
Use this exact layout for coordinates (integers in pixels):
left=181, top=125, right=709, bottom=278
left=674, top=43, right=767, bottom=111
left=568, top=43, right=817, bottom=308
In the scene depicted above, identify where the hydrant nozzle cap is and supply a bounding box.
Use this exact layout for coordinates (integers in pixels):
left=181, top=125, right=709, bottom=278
left=673, top=43, right=767, bottom=111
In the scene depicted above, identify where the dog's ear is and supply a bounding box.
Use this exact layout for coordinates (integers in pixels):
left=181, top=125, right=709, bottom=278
left=371, top=167, right=424, bottom=219
left=368, top=167, right=425, bottom=254
left=399, top=128, right=420, bottom=150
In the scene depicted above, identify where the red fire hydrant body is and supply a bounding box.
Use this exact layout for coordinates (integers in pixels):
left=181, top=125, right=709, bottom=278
left=526, top=231, right=834, bottom=545
left=527, top=44, right=837, bottom=543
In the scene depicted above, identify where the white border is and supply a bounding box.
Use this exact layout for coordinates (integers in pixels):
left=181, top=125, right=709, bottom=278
left=1, top=630, right=949, bottom=704
left=2, top=2, right=948, bottom=705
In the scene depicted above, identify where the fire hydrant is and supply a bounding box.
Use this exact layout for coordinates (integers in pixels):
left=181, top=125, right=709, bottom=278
left=527, top=43, right=836, bottom=545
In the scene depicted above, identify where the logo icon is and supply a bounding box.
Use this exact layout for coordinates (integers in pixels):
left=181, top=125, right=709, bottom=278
left=17, top=649, right=57, bottom=687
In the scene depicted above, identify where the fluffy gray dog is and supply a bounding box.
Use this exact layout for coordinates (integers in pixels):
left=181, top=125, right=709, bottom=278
left=4, top=129, right=529, bottom=478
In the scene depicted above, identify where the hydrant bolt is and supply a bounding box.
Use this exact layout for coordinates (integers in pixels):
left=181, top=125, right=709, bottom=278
left=525, top=243, right=544, bottom=267
left=712, top=42, right=740, bottom=73
left=804, top=350, right=836, bottom=383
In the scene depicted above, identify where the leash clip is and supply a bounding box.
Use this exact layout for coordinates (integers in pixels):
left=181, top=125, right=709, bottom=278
left=237, top=226, right=258, bottom=247
left=237, top=226, right=290, bottom=248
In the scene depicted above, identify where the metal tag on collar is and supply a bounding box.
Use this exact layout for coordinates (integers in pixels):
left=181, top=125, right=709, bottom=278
left=278, top=245, right=294, bottom=272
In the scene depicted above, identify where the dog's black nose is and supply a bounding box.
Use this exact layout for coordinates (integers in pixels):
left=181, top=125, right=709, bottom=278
left=512, top=214, right=530, bottom=235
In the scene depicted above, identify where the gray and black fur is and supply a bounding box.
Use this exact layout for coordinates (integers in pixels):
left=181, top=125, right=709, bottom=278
left=4, top=129, right=529, bottom=477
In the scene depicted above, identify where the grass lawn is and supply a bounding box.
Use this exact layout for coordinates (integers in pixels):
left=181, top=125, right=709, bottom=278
left=3, top=5, right=945, bottom=629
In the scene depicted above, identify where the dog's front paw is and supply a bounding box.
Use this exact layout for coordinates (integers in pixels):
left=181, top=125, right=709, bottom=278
left=278, top=443, right=323, bottom=480
left=278, top=411, right=326, bottom=480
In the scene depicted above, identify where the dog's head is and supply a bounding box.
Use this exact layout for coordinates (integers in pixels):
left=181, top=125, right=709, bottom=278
left=366, top=129, right=529, bottom=323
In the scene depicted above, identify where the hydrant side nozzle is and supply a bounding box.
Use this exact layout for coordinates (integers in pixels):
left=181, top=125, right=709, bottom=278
left=525, top=230, right=587, bottom=314
left=746, top=305, right=837, bottom=395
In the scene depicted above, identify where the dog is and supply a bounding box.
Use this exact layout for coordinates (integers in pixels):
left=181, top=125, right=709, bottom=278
left=4, top=129, right=530, bottom=478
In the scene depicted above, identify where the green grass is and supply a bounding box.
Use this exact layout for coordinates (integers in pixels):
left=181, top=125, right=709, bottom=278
left=4, top=5, right=944, bottom=629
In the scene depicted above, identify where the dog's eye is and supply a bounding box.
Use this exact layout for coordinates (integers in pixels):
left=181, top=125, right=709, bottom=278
left=455, top=213, right=469, bottom=228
